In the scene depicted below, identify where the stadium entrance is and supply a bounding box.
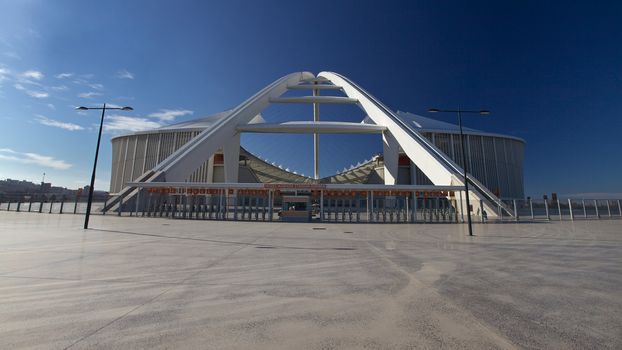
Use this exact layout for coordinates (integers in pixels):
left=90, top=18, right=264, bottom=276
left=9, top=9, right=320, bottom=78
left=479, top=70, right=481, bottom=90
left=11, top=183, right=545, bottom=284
left=118, top=182, right=466, bottom=224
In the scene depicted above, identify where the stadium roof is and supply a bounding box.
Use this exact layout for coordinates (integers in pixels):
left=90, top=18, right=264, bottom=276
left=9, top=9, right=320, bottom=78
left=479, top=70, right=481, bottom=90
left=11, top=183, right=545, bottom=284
left=117, top=109, right=522, bottom=143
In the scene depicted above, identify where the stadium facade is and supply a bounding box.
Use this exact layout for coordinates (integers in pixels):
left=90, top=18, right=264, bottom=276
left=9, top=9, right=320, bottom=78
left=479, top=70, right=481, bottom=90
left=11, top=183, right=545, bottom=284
left=105, top=71, right=524, bottom=221
left=110, top=111, right=524, bottom=199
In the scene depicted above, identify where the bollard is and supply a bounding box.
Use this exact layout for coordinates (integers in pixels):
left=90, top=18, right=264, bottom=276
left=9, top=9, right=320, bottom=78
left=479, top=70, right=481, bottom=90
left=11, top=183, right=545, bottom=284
left=568, top=199, right=574, bottom=221
left=359, top=197, right=364, bottom=223
left=60, top=199, right=64, bottom=214
left=172, top=196, right=177, bottom=219
left=513, top=200, right=519, bottom=222
left=370, top=191, right=375, bottom=223
left=557, top=200, right=562, bottom=221
left=39, top=201, right=44, bottom=213
left=582, top=199, right=587, bottom=218
left=412, top=193, right=417, bottom=223
left=49, top=200, right=54, bottom=214
left=16, top=201, right=21, bottom=212
left=7, top=202, right=10, bottom=211
left=618, top=199, right=622, bottom=217
left=435, top=197, right=440, bottom=222
left=594, top=200, right=600, bottom=219
left=233, top=195, right=238, bottom=221
left=28, top=200, right=32, bottom=212
left=102, top=198, right=107, bottom=215
left=544, top=199, right=550, bottom=220
left=145, top=192, right=151, bottom=217
left=133, top=189, right=140, bottom=217
left=240, top=197, right=246, bottom=220
left=404, top=196, right=408, bottom=223
left=529, top=198, right=534, bottom=219
left=118, top=197, right=123, bottom=216
left=268, top=191, right=273, bottom=222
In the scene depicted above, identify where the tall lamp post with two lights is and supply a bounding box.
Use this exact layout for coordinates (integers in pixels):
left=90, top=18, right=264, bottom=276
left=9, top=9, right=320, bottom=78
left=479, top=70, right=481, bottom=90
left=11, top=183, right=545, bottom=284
left=77, top=104, right=133, bottom=229
left=427, top=107, right=490, bottom=236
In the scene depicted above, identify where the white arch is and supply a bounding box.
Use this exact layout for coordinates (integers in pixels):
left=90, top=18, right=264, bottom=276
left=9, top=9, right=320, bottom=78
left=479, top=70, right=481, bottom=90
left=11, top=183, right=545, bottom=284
left=157, top=71, right=314, bottom=182
left=107, top=70, right=509, bottom=217
left=318, top=71, right=510, bottom=216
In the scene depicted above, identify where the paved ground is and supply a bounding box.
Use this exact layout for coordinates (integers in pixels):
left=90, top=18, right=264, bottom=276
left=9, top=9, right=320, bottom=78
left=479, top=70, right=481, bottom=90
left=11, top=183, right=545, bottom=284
left=0, top=212, right=620, bottom=349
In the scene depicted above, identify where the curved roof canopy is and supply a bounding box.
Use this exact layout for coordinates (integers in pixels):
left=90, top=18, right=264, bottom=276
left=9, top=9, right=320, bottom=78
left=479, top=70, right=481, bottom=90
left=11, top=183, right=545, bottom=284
left=117, top=108, right=522, bottom=142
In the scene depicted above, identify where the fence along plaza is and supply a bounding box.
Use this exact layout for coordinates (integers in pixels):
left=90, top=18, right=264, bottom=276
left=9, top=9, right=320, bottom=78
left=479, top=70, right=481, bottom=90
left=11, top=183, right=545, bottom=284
left=125, top=183, right=462, bottom=223
left=1, top=185, right=620, bottom=224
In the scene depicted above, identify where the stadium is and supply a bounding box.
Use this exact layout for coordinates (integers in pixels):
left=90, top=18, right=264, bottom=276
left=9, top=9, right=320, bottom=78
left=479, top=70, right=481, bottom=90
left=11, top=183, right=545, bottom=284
left=106, top=72, right=524, bottom=222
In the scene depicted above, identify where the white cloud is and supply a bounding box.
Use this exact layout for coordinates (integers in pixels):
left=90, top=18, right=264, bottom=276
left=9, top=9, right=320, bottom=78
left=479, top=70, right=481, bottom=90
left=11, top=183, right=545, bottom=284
left=78, top=91, right=102, bottom=98
left=55, top=72, right=73, bottom=79
left=35, top=115, right=83, bottom=131
left=14, top=83, right=48, bottom=98
left=27, top=91, right=49, bottom=98
left=148, top=109, right=193, bottom=121
left=0, top=67, right=10, bottom=85
left=0, top=148, right=72, bottom=170
left=88, top=83, right=104, bottom=90
left=3, top=51, right=20, bottom=60
left=47, top=103, right=55, bottom=110
left=21, top=70, right=44, bottom=80
left=50, top=85, right=68, bottom=91
left=104, top=115, right=161, bottom=132
left=115, top=69, right=134, bottom=79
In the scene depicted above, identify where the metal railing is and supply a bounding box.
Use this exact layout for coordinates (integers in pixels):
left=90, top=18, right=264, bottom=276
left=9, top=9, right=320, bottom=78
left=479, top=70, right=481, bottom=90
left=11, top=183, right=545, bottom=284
left=509, top=198, right=622, bottom=222
left=0, top=199, right=109, bottom=215
left=2, top=195, right=620, bottom=224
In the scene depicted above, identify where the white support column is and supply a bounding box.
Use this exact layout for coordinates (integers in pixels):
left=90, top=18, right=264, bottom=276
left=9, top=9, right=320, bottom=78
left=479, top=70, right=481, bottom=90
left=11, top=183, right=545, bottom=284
left=313, top=81, right=320, bottom=180
left=370, top=190, right=374, bottom=222
left=206, top=154, right=215, bottom=183
left=320, top=190, right=324, bottom=221
left=409, top=160, right=417, bottom=185
left=480, top=135, right=488, bottom=186
left=223, top=133, right=240, bottom=183
left=120, top=137, right=130, bottom=187
left=130, top=136, right=139, bottom=181
left=142, top=135, right=150, bottom=173
left=382, top=131, right=399, bottom=185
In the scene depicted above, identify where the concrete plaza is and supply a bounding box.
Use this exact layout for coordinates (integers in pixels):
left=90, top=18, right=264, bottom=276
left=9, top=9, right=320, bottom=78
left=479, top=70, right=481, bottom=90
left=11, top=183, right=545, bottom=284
left=0, top=212, right=620, bottom=349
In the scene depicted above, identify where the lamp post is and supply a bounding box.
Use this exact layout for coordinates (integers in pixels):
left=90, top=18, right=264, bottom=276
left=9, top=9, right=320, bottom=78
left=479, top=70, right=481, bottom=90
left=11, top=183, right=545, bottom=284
left=428, top=107, right=490, bottom=236
left=77, top=104, right=133, bottom=229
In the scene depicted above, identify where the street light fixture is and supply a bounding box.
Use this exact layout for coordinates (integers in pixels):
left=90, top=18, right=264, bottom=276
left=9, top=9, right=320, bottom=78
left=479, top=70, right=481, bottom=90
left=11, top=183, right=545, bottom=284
left=77, top=104, right=133, bottom=229
left=427, top=107, right=490, bottom=236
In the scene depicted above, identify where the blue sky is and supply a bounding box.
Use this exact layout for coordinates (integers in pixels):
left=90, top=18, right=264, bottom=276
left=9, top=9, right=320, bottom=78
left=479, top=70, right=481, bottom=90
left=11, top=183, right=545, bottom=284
left=0, top=1, right=621, bottom=197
